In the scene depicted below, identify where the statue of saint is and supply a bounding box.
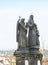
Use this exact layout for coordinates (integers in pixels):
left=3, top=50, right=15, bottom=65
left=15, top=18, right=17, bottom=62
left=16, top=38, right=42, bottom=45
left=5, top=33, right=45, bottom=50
left=26, top=15, right=40, bottom=48
left=16, top=18, right=27, bottom=49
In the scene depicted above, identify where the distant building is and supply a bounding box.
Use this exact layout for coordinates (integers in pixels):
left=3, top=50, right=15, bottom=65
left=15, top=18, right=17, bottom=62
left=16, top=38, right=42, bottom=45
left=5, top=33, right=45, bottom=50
left=0, top=56, right=16, bottom=65
left=0, top=50, right=15, bottom=56
left=43, top=49, right=48, bottom=58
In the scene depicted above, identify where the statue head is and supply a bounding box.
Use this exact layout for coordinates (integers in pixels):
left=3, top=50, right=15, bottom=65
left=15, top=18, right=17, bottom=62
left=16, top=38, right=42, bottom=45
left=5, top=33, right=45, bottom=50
left=21, top=18, right=25, bottom=25
left=30, top=15, right=33, bottom=20
left=28, top=15, right=34, bottom=25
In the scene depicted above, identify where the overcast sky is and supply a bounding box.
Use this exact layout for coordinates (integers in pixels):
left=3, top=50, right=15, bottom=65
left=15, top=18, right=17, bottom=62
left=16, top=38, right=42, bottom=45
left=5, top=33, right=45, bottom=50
left=0, top=0, right=48, bottom=50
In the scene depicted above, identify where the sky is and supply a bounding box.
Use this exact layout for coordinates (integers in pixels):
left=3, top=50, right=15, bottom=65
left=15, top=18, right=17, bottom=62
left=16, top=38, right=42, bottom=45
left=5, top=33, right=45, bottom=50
left=0, top=0, right=48, bottom=50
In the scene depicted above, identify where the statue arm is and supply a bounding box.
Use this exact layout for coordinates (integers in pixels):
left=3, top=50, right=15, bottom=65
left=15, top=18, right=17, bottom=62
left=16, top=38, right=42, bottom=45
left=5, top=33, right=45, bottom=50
left=19, top=22, right=27, bottom=31
left=26, top=22, right=34, bottom=30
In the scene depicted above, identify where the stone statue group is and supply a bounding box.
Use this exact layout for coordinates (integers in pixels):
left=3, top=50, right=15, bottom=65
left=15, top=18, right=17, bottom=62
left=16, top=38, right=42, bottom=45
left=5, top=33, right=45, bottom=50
left=14, top=15, right=43, bottom=65
left=17, top=15, right=40, bottom=51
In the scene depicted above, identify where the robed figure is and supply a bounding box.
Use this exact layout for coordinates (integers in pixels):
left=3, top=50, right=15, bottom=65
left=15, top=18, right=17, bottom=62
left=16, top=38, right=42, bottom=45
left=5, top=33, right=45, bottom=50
left=16, top=18, right=27, bottom=49
left=26, top=15, right=40, bottom=49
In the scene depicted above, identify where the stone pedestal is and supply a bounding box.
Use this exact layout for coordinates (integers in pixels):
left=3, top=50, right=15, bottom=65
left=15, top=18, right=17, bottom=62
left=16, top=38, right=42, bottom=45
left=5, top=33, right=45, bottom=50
left=16, top=56, right=25, bottom=65
left=14, top=50, right=43, bottom=65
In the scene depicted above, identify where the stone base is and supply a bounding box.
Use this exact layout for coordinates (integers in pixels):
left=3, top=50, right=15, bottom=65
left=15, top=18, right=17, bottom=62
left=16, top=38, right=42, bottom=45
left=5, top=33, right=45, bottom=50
left=14, top=49, right=43, bottom=65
